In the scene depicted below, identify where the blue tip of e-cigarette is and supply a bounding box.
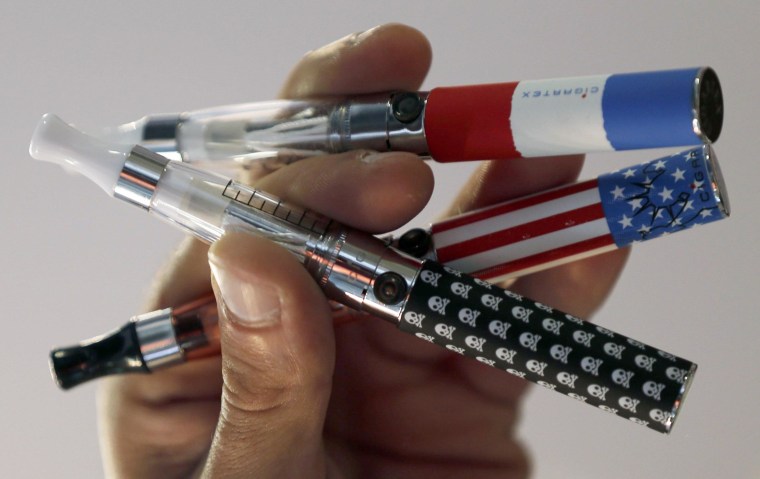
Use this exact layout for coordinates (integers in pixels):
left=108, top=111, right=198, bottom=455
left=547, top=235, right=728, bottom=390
left=602, top=68, right=721, bottom=150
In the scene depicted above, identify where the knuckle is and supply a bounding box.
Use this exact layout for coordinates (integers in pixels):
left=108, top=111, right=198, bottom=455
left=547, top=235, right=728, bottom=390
left=220, top=350, right=302, bottom=418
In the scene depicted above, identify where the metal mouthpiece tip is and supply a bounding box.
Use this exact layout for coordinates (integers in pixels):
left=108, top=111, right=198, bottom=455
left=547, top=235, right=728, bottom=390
left=663, top=362, right=698, bottom=434
left=696, top=67, right=723, bottom=143
left=703, top=143, right=731, bottom=217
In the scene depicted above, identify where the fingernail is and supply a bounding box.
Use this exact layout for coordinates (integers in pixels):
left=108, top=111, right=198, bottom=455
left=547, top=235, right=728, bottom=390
left=359, top=151, right=396, bottom=164
left=354, top=25, right=381, bottom=41
left=209, top=256, right=281, bottom=327
left=336, top=26, right=380, bottom=47
left=311, top=26, right=380, bottom=56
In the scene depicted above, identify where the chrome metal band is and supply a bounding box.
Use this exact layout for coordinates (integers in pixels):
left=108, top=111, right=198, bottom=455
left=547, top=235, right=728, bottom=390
left=134, top=308, right=184, bottom=370
left=386, top=91, right=428, bottom=154
left=702, top=143, right=731, bottom=217
left=114, top=145, right=170, bottom=209
left=340, top=92, right=429, bottom=154
left=308, top=227, right=423, bottom=322
left=664, top=362, right=698, bottom=433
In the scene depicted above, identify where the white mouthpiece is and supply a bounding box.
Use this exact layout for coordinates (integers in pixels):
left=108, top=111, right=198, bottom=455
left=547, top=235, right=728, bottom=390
left=30, top=113, right=133, bottom=194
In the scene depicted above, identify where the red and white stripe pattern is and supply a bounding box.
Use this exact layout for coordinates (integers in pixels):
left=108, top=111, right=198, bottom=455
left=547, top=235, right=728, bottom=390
left=432, top=180, right=618, bottom=281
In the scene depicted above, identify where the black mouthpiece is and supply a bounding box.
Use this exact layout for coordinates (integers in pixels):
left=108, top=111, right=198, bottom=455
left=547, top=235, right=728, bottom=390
left=49, top=322, right=148, bottom=390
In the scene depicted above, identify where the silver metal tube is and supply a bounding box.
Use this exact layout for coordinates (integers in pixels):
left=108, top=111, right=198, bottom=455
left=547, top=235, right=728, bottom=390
left=114, top=145, right=170, bottom=209
left=340, top=92, right=428, bottom=154
left=134, top=309, right=184, bottom=370
left=308, top=228, right=422, bottom=321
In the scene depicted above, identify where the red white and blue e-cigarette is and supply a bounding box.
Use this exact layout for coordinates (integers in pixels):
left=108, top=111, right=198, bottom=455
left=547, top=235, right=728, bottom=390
left=99, top=67, right=722, bottom=167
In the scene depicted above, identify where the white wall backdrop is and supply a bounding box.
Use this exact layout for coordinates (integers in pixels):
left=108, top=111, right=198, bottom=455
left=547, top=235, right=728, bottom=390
left=2, top=1, right=758, bottom=477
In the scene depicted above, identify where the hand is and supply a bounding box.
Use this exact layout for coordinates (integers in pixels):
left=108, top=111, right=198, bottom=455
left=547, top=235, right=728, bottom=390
left=98, top=24, right=629, bottom=478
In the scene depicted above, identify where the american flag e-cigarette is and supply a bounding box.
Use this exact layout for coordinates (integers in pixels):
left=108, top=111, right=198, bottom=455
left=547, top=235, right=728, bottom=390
left=429, top=143, right=728, bottom=281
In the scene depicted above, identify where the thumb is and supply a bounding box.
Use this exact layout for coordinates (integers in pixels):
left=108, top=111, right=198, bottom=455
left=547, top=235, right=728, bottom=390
left=205, top=232, right=335, bottom=478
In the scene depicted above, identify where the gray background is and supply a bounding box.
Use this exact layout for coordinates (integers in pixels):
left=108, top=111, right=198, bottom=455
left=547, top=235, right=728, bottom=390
left=2, top=1, right=758, bottom=477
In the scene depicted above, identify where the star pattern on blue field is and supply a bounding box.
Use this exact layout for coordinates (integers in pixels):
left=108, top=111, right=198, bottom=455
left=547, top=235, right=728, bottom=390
left=598, top=148, right=723, bottom=247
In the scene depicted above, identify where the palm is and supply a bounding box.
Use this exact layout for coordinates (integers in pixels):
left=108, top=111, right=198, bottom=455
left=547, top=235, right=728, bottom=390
left=325, top=311, right=530, bottom=478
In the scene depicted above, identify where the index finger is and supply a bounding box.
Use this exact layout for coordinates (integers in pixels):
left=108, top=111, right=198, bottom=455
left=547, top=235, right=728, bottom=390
left=279, top=23, right=432, bottom=99
left=114, top=22, right=436, bottom=397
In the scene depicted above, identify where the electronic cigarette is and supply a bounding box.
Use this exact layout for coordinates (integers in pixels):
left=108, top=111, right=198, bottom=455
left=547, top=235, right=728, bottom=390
left=426, top=144, right=729, bottom=279
left=33, top=114, right=698, bottom=432
left=99, top=67, right=722, bottom=168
